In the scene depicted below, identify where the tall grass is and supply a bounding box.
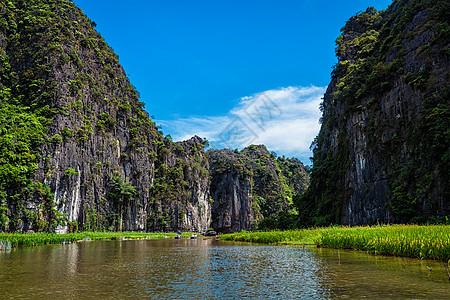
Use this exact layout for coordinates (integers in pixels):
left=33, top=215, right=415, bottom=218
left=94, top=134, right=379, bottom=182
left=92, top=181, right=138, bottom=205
left=221, top=229, right=319, bottom=244
left=0, top=232, right=192, bottom=248
left=318, top=225, right=450, bottom=261
left=221, top=225, right=450, bottom=261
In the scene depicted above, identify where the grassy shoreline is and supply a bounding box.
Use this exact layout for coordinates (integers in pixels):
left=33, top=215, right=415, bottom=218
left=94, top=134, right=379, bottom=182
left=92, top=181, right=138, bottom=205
left=0, top=231, right=197, bottom=249
left=221, top=225, right=450, bottom=261
left=2, top=225, right=449, bottom=261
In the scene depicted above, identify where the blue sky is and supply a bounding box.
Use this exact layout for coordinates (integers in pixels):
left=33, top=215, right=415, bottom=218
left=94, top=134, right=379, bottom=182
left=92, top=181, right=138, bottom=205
left=73, top=0, right=393, bottom=164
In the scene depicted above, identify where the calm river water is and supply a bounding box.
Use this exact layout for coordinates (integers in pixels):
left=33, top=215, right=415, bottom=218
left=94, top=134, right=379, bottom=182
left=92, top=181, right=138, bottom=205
left=0, top=238, right=449, bottom=299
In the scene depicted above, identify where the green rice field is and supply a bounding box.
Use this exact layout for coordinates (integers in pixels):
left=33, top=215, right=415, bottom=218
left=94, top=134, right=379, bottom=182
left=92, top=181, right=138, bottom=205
left=221, top=225, right=450, bottom=261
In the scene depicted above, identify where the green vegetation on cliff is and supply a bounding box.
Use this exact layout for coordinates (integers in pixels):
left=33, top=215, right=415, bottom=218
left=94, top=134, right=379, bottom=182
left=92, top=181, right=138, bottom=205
left=208, top=145, right=310, bottom=232
left=1, top=0, right=308, bottom=235
left=299, top=0, right=449, bottom=226
left=0, top=0, right=212, bottom=233
left=2, top=0, right=445, bottom=235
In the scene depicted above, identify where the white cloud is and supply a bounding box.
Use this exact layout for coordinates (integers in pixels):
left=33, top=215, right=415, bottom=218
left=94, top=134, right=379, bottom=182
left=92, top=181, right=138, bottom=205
left=156, top=85, right=326, bottom=164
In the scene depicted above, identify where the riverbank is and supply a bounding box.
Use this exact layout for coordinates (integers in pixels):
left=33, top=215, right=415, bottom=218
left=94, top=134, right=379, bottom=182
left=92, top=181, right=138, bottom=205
left=220, top=225, right=450, bottom=261
left=0, top=232, right=199, bottom=250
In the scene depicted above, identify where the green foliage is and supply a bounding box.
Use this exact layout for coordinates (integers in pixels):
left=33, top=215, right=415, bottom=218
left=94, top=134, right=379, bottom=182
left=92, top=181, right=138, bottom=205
left=0, top=102, right=44, bottom=186
left=299, top=133, right=350, bottom=227
left=0, top=83, right=54, bottom=231
left=61, top=127, right=74, bottom=140
left=109, top=175, right=136, bottom=205
left=257, top=211, right=299, bottom=231
left=51, top=134, right=63, bottom=143
left=384, top=100, right=450, bottom=224
left=96, top=111, right=116, bottom=131
left=77, top=117, right=93, bottom=143
left=35, top=182, right=66, bottom=232
left=67, top=221, right=78, bottom=233
left=389, top=185, right=419, bottom=223
left=0, top=202, right=10, bottom=229
left=151, top=165, right=185, bottom=203
left=60, top=100, right=83, bottom=116
left=83, top=206, right=105, bottom=232
left=68, top=79, right=84, bottom=95
left=108, top=175, right=136, bottom=231
left=424, top=103, right=450, bottom=175
left=64, top=167, right=78, bottom=176
left=276, top=156, right=309, bottom=196
left=202, top=138, right=210, bottom=148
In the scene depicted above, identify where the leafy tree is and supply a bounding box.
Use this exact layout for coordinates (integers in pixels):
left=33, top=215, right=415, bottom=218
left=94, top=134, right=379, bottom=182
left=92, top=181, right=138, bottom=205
left=108, top=175, right=136, bottom=231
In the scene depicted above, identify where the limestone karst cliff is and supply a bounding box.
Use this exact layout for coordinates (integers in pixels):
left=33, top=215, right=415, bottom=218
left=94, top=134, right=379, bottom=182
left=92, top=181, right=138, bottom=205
left=0, top=0, right=310, bottom=233
left=299, top=0, right=449, bottom=226
left=209, top=145, right=309, bottom=232
left=0, top=0, right=213, bottom=233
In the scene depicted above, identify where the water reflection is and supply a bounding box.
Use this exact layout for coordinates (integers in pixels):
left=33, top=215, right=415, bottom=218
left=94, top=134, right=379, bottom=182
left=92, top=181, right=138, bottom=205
left=126, top=240, right=333, bottom=299
left=310, top=247, right=450, bottom=299
left=0, top=239, right=449, bottom=299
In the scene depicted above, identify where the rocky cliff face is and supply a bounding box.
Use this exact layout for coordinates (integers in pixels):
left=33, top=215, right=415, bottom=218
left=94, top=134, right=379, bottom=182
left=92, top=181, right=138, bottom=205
left=0, top=0, right=309, bottom=234
left=208, top=149, right=254, bottom=233
left=0, top=0, right=211, bottom=233
left=300, top=0, right=449, bottom=226
left=208, top=145, right=309, bottom=232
